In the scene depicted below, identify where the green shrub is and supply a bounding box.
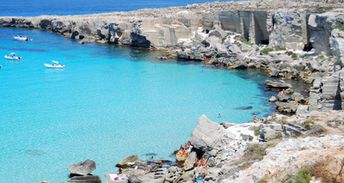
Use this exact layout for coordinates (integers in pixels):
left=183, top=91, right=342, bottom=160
left=301, top=120, right=314, bottom=130
left=246, top=143, right=266, bottom=161
left=314, top=5, right=332, bottom=13
left=240, top=37, right=251, bottom=45
left=258, top=175, right=269, bottom=183
left=318, top=53, right=325, bottom=60
left=282, top=167, right=312, bottom=183
left=251, top=126, right=260, bottom=136
left=261, top=47, right=273, bottom=55
left=306, top=124, right=327, bottom=136
left=334, top=23, right=344, bottom=30
left=275, top=47, right=287, bottom=51
left=291, top=53, right=298, bottom=60
left=286, top=51, right=293, bottom=56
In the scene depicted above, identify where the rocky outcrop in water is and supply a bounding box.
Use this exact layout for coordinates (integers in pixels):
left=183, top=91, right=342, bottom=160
left=68, top=160, right=100, bottom=183
left=189, top=115, right=225, bottom=151
left=69, top=159, right=96, bottom=176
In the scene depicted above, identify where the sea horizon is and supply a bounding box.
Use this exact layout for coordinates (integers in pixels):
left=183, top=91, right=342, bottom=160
left=0, top=0, right=234, bottom=16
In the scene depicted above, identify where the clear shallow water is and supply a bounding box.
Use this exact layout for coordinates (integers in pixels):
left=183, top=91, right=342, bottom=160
left=0, top=28, right=273, bottom=183
left=0, top=0, right=234, bottom=16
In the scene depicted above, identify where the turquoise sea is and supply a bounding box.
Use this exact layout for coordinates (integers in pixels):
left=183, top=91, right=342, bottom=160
left=0, top=27, right=273, bottom=182
left=0, top=0, right=233, bottom=16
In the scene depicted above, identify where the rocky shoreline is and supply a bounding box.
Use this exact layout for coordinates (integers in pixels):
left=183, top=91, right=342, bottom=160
left=2, top=0, right=344, bottom=182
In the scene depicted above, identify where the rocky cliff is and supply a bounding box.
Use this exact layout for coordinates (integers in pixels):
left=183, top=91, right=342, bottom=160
left=0, top=1, right=342, bottom=49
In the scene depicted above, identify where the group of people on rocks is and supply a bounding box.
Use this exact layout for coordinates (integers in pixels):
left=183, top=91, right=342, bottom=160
left=252, top=115, right=266, bottom=142
left=176, top=142, right=211, bottom=182
left=253, top=114, right=267, bottom=123
left=176, top=142, right=193, bottom=161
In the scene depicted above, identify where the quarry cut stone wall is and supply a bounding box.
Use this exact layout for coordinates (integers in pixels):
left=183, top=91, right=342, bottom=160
left=310, top=69, right=344, bottom=111
left=217, top=10, right=269, bottom=44
left=269, top=11, right=308, bottom=50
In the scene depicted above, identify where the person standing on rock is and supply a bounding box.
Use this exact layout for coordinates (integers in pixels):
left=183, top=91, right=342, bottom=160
left=259, top=124, right=266, bottom=142
left=253, top=114, right=257, bottom=123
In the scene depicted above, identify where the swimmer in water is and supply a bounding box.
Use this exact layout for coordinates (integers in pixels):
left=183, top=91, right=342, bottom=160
left=217, top=113, right=222, bottom=118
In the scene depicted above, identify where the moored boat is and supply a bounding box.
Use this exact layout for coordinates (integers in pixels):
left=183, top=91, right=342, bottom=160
left=4, top=52, right=22, bottom=61
left=14, top=35, right=30, bottom=41
left=44, top=60, right=65, bottom=69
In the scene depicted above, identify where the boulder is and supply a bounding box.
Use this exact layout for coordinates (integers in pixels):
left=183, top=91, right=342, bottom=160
left=128, top=175, right=142, bottom=183
left=69, top=160, right=96, bottom=176
left=269, top=96, right=277, bottom=102
left=265, top=80, right=292, bottom=90
left=189, top=115, right=225, bottom=151
left=116, top=155, right=139, bottom=168
left=183, top=151, right=197, bottom=171
left=206, top=157, right=217, bottom=167
left=276, top=101, right=298, bottom=113
left=291, top=92, right=305, bottom=103
left=277, top=91, right=291, bottom=102
left=296, top=105, right=309, bottom=116
left=263, top=124, right=283, bottom=140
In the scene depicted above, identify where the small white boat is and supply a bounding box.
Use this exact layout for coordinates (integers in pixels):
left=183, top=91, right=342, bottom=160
left=4, top=52, right=22, bottom=61
left=14, top=35, right=30, bottom=41
left=44, top=61, right=65, bottom=69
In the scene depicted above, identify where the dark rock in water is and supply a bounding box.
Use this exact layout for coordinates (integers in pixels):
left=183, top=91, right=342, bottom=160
left=68, top=175, right=101, bottom=183
left=69, top=160, right=96, bottom=176
left=265, top=80, right=292, bottom=89
left=235, top=106, right=253, bottom=110
left=25, top=149, right=46, bottom=156
left=144, top=153, right=157, bottom=157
